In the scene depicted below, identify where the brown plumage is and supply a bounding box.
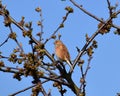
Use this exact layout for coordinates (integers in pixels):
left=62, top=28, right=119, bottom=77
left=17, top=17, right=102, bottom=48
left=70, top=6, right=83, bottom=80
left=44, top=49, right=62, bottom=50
left=54, top=40, right=73, bottom=71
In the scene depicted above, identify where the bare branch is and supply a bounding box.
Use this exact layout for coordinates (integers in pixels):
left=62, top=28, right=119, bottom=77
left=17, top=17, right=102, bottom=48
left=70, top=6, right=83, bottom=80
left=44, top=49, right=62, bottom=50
left=84, top=56, right=92, bottom=78
left=44, top=7, right=73, bottom=44
left=9, top=79, right=49, bottom=96
left=0, top=35, right=10, bottom=47
left=0, top=55, right=9, bottom=59
left=72, top=17, right=113, bottom=70
left=41, top=76, right=69, bottom=86
left=9, top=84, right=36, bottom=96
left=70, top=0, right=120, bottom=30
left=79, top=56, right=92, bottom=94
left=0, top=67, right=18, bottom=74
left=38, top=8, right=44, bottom=41
left=39, top=82, right=48, bottom=96
left=40, top=65, right=58, bottom=77
left=8, top=15, right=55, bottom=62
left=8, top=25, right=24, bottom=53
left=107, top=0, right=112, bottom=17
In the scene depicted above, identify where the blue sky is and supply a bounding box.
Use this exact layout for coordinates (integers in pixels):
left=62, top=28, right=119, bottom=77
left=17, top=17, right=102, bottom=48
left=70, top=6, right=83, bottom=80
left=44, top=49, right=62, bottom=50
left=0, top=0, right=120, bottom=96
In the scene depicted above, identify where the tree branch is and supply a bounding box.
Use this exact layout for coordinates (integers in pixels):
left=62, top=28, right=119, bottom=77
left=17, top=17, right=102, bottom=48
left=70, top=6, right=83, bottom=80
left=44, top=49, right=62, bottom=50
left=79, top=56, right=92, bottom=94
left=8, top=25, right=24, bottom=53
left=70, top=0, right=120, bottom=30
left=9, top=79, right=49, bottom=96
left=44, top=9, right=72, bottom=44
left=107, top=0, right=112, bottom=17
left=41, top=76, right=69, bottom=86
left=72, top=17, right=113, bottom=69
left=9, top=84, right=36, bottom=96
left=0, top=35, right=10, bottom=47
left=8, top=15, right=55, bottom=62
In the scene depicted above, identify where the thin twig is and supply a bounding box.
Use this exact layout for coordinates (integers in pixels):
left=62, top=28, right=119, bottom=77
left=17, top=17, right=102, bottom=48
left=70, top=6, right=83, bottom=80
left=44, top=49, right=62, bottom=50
left=80, top=66, right=84, bottom=78
left=0, top=66, right=24, bottom=75
left=70, top=0, right=120, bottom=30
left=0, top=36, right=10, bottom=47
left=40, top=82, right=48, bottom=96
left=9, top=84, right=36, bottom=96
left=39, top=10, right=44, bottom=41
left=44, top=11, right=71, bottom=44
left=0, top=66, right=68, bottom=88
left=84, top=56, right=92, bottom=78
left=79, top=56, right=92, bottom=94
left=30, top=42, right=36, bottom=65
left=41, top=76, right=69, bottom=86
left=8, top=15, right=55, bottom=62
left=41, top=65, right=58, bottom=77
left=9, top=25, right=24, bottom=53
left=0, top=67, right=18, bottom=74
left=9, top=80, right=49, bottom=96
left=60, top=85, right=64, bottom=96
left=107, top=0, right=112, bottom=17
left=72, top=16, right=113, bottom=70
left=0, top=55, right=9, bottom=59
left=0, top=3, right=56, bottom=62
left=4, top=66, right=24, bottom=70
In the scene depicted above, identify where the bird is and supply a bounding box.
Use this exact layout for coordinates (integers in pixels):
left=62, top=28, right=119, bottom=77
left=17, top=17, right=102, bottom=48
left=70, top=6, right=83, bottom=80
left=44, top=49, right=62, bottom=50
left=54, top=40, right=73, bottom=72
